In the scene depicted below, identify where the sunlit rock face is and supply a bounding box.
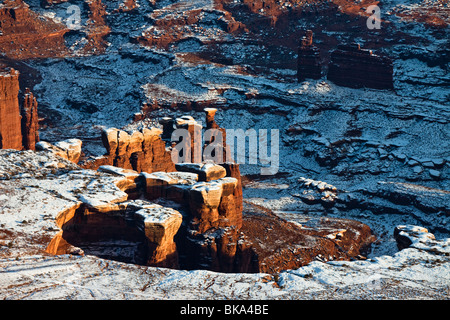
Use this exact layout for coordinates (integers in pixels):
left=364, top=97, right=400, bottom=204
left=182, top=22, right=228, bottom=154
left=0, top=68, right=23, bottom=150
left=0, top=67, right=40, bottom=151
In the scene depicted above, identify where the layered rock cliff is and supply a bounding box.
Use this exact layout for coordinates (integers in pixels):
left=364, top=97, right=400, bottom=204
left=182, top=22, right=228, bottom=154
left=79, top=126, right=176, bottom=173
left=327, top=43, right=394, bottom=90
left=0, top=66, right=40, bottom=151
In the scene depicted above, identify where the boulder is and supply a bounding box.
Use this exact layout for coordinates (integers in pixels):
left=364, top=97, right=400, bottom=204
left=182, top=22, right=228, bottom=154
left=394, top=225, right=435, bottom=250
left=429, top=169, right=441, bottom=180
left=54, top=139, right=83, bottom=163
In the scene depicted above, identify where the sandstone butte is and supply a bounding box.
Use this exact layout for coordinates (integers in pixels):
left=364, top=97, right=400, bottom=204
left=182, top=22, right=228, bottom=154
left=327, top=42, right=394, bottom=90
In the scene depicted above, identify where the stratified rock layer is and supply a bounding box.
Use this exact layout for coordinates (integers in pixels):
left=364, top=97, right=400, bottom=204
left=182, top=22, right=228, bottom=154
left=80, top=127, right=176, bottom=173
left=327, top=43, right=394, bottom=90
left=297, top=30, right=322, bottom=81
left=0, top=66, right=40, bottom=151
left=0, top=67, right=22, bottom=150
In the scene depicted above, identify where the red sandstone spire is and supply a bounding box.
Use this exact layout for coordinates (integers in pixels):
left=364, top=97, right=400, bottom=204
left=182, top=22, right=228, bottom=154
left=0, top=67, right=23, bottom=150
left=21, top=87, right=40, bottom=150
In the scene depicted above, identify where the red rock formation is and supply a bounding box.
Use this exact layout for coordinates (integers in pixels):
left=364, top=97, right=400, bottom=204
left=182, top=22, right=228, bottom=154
left=0, top=65, right=41, bottom=151
left=21, top=88, right=39, bottom=150
left=0, top=67, right=22, bottom=150
left=41, top=0, right=69, bottom=6
left=142, top=166, right=245, bottom=272
left=36, top=139, right=82, bottom=163
left=220, top=162, right=243, bottom=226
left=80, top=127, right=176, bottom=172
left=46, top=199, right=183, bottom=268
left=327, top=43, right=394, bottom=90
left=297, top=30, right=322, bottom=81
left=112, top=0, right=138, bottom=13
left=0, top=0, right=68, bottom=59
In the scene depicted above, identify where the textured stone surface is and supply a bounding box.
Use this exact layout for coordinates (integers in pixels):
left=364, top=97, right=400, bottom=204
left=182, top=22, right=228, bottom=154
left=327, top=43, right=394, bottom=90
left=176, top=163, right=227, bottom=182
left=36, top=139, right=82, bottom=164
left=84, top=127, right=175, bottom=173
left=20, top=88, right=39, bottom=151
left=0, top=67, right=22, bottom=150
left=0, top=0, right=68, bottom=59
left=297, top=30, right=322, bottom=81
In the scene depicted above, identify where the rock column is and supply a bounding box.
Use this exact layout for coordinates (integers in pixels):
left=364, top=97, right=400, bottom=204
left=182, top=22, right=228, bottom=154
left=0, top=67, right=23, bottom=150
left=297, top=30, right=322, bottom=81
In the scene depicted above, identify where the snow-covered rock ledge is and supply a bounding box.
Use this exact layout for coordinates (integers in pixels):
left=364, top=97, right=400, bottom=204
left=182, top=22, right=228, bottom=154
left=0, top=150, right=449, bottom=299
left=278, top=223, right=450, bottom=299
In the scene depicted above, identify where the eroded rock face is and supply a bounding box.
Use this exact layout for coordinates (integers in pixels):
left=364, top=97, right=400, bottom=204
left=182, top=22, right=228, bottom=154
left=297, top=30, right=322, bottom=81
left=36, top=139, right=82, bottom=164
left=81, top=110, right=230, bottom=174
left=327, top=43, right=394, bottom=90
left=81, top=127, right=176, bottom=173
left=0, top=0, right=68, bottom=59
left=0, top=67, right=41, bottom=151
left=240, top=202, right=375, bottom=274
left=49, top=199, right=183, bottom=268
left=21, top=88, right=40, bottom=151
left=135, top=203, right=182, bottom=267
left=138, top=163, right=245, bottom=272
left=0, top=67, right=22, bottom=150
